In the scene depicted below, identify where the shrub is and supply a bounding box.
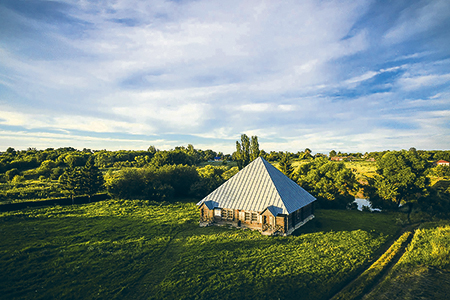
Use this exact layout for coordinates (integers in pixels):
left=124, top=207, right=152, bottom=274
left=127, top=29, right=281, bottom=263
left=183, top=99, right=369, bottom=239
left=11, top=175, right=25, bottom=183
left=5, top=168, right=20, bottom=181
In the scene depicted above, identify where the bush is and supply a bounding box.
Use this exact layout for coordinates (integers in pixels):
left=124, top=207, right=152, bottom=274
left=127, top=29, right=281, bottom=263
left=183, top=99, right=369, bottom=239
left=106, top=165, right=198, bottom=201
left=5, top=168, right=20, bottom=181
left=11, top=175, right=25, bottom=183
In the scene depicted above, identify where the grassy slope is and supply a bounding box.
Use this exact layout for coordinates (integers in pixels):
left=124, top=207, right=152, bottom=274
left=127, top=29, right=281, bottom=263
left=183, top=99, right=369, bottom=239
left=363, top=221, right=450, bottom=300
left=0, top=200, right=400, bottom=300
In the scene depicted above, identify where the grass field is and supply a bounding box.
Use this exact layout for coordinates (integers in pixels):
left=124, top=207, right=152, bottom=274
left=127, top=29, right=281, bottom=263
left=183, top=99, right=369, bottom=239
left=0, top=200, right=401, bottom=300
left=344, top=161, right=377, bottom=181
left=363, top=221, right=450, bottom=300
left=333, top=231, right=412, bottom=300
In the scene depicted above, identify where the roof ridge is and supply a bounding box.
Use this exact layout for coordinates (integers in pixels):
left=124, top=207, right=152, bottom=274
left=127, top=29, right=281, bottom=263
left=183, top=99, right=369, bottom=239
left=260, top=157, right=293, bottom=211
left=197, top=156, right=315, bottom=214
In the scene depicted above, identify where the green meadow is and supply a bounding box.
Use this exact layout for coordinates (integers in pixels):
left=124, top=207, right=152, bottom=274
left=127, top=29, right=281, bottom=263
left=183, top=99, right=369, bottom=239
left=0, top=200, right=401, bottom=300
left=364, top=221, right=450, bottom=300
left=344, top=161, right=377, bottom=181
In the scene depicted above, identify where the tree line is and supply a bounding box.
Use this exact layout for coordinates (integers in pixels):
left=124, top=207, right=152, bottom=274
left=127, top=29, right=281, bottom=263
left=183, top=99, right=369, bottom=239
left=1, top=141, right=450, bottom=219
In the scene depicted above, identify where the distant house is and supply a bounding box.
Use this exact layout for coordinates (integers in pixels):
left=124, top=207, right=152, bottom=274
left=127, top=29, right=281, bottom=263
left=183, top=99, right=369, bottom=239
left=331, top=156, right=345, bottom=161
left=214, top=156, right=222, bottom=161
left=436, top=160, right=450, bottom=166
left=197, top=157, right=316, bottom=236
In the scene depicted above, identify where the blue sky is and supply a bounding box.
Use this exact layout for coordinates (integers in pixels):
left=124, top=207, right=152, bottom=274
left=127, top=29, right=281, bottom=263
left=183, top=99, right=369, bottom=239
left=0, top=0, right=449, bottom=154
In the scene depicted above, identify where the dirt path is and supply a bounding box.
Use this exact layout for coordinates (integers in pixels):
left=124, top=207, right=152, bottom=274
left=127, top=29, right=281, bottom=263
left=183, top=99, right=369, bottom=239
left=360, top=227, right=417, bottom=299
left=329, top=224, right=418, bottom=300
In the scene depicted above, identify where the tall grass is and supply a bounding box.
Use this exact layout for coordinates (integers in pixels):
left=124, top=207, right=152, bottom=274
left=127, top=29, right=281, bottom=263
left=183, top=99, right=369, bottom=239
left=333, top=231, right=412, bottom=300
left=400, top=223, right=450, bottom=269
left=364, top=221, right=450, bottom=300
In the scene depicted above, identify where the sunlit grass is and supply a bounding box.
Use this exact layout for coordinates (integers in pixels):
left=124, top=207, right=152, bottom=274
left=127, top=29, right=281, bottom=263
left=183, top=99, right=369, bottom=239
left=0, top=200, right=401, bottom=300
left=364, top=221, right=450, bottom=300
left=334, top=231, right=412, bottom=300
left=344, top=161, right=377, bottom=181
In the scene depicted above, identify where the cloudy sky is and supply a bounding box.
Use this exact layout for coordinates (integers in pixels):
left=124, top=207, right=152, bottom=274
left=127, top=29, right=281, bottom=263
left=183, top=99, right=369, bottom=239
left=1, top=0, right=449, bottom=154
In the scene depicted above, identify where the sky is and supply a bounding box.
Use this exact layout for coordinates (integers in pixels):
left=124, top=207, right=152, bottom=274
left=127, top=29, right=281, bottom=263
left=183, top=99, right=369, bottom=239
left=1, top=0, right=449, bottom=154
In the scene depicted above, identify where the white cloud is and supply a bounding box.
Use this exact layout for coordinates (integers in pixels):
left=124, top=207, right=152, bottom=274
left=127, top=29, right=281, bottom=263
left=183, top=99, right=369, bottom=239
left=278, top=104, right=296, bottom=112
left=0, top=129, right=171, bottom=151
left=345, top=71, right=379, bottom=85
left=343, top=66, right=403, bottom=88
left=397, top=73, right=450, bottom=91
left=0, top=106, right=153, bottom=135
left=384, top=0, right=450, bottom=43
left=0, top=0, right=449, bottom=152
left=239, top=103, right=271, bottom=112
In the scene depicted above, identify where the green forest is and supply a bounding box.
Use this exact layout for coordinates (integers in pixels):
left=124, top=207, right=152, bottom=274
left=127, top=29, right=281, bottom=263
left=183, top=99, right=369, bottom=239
left=1, top=136, right=450, bottom=217
left=1, top=136, right=450, bottom=299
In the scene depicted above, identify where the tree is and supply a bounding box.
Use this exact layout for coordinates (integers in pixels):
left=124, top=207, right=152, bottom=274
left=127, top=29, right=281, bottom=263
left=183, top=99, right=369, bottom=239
left=250, top=136, right=260, bottom=161
left=367, top=150, right=430, bottom=222
left=64, top=153, right=88, bottom=167
left=105, top=168, right=152, bottom=200
left=148, top=145, right=158, bottom=154
left=37, top=160, right=57, bottom=178
left=81, top=156, right=104, bottom=200
left=234, top=141, right=244, bottom=170
left=105, top=165, right=199, bottom=201
left=430, top=165, right=450, bottom=178
left=279, top=153, right=294, bottom=179
left=234, top=134, right=258, bottom=170
left=329, top=150, right=337, bottom=158
left=157, top=164, right=199, bottom=197
left=189, top=165, right=226, bottom=198
left=241, top=134, right=250, bottom=166
left=296, top=157, right=358, bottom=209
left=59, top=165, right=83, bottom=203
left=60, top=156, right=104, bottom=202
left=302, top=148, right=313, bottom=160
left=5, top=168, right=20, bottom=181
left=150, top=150, right=194, bottom=167
left=6, top=147, right=16, bottom=155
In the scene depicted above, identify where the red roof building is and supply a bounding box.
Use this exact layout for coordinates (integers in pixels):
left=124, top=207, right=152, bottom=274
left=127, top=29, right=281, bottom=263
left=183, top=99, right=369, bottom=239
left=436, top=160, right=450, bottom=166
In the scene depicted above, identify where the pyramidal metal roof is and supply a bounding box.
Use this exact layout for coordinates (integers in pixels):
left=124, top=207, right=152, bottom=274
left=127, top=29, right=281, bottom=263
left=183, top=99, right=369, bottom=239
left=196, top=157, right=316, bottom=215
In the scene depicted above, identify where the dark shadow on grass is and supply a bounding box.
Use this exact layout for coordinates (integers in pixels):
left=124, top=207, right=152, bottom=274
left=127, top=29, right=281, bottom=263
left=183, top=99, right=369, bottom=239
left=293, top=209, right=401, bottom=236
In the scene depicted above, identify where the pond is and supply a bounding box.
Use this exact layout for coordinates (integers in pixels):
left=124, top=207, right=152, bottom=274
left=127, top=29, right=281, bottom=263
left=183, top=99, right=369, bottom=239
left=353, top=198, right=381, bottom=212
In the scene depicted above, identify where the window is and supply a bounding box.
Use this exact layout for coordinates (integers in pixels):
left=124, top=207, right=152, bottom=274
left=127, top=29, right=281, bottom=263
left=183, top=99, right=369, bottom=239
left=251, top=212, right=258, bottom=222
left=245, top=212, right=250, bottom=221
left=221, top=209, right=233, bottom=220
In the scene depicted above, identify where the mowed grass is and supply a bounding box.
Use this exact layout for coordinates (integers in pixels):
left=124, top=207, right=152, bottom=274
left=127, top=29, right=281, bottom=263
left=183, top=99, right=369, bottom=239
left=364, top=221, right=450, bottom=300
left=333, top=231, right=412, bottom=300
left=0, top=200, right=401, bottom=300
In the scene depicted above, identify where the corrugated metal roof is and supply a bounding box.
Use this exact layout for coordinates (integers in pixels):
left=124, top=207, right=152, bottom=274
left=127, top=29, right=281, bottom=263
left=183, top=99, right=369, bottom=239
left=196, top=157, right=316, bottom=215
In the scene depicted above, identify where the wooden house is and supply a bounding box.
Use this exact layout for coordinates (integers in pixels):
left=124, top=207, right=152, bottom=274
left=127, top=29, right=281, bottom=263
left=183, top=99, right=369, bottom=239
left=197, top=157, right=316, bottom=236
